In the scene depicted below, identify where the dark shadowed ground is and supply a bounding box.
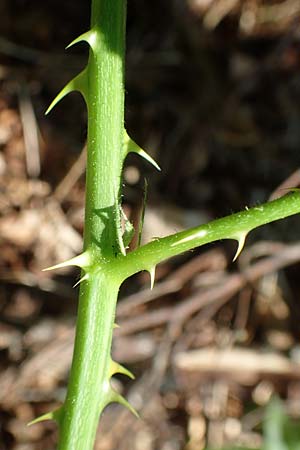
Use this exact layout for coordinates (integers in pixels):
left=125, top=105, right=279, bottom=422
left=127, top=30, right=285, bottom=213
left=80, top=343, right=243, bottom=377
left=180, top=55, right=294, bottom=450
left=1, top=1, right=300, bottom=449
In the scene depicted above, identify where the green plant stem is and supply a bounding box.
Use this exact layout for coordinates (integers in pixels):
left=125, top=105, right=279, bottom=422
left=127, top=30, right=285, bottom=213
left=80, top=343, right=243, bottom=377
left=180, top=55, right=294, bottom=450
left=57, top=1, right=126, bottom=449
left=58, top=273, right=118, bottom=450
left=85, top=0, right=126, bottom=258
left=112, top=192, right=300, bottom=281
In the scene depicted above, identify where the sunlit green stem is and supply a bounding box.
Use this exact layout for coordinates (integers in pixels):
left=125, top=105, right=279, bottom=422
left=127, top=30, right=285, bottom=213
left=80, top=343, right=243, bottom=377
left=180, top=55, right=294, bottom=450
left=112, top=192, right=300, bottom=281
left=84, top=0, right=126, bottom=259
left=58, top=273, right=119, bottom=450
left=57, top=0, right=126, bottom=449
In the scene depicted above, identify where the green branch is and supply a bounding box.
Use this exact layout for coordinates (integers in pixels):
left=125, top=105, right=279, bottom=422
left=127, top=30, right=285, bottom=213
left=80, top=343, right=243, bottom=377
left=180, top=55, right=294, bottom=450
left=113, top=191, right=300, bottom=283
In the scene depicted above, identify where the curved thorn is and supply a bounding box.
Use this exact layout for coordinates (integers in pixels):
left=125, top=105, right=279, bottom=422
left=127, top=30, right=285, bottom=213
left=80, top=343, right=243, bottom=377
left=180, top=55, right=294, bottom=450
left=148, top=266, right=156, bottom=290
left=43, top=251, right=91, bottom=272
left=115, top=393, right=139, bottom=417
left=135, top=148, right=161, bottom=171
left=113, top=323, right=120, bottom=329
left=124, top=131, right=160, bottom=171
left=46, top=69, right=88, bottom=114
left=110, top=360, right=135, bottom=379
left=107, top=390, right=139, bottom=418
left=232, top=232, right=248, bottom=262
left=66, top=30, right=97, bottom=50
left=28, top=407, right=63, bottom=426
left=73, top=273, right=89, bottom=288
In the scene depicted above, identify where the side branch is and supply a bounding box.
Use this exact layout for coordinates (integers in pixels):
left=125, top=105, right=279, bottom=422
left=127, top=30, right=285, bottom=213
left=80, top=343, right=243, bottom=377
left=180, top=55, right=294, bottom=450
left=114, top=192, right=300, bottom=282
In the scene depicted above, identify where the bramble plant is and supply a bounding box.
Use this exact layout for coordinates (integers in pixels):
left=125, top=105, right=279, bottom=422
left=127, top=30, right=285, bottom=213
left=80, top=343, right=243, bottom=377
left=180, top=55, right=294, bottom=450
left=29, top=0, right=300, bottom=449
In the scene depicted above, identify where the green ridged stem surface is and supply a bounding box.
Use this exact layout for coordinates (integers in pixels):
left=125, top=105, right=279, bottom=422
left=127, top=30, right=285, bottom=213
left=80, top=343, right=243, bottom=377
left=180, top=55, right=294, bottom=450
left=58, top=273, right=118, bottom=450
left=57, top=0, right=126, bottom=449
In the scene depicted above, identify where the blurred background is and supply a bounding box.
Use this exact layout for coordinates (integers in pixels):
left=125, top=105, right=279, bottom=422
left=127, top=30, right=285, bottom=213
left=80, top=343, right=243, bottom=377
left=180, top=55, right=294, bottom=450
left=1, top=0, right=300, bottom=449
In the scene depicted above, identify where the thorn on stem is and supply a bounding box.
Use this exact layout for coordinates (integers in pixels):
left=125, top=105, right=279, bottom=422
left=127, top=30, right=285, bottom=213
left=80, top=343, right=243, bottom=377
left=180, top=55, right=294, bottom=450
left=106, top=389, right=138, bottom=418
left=66, top=30, right=97, bottom=50
left=124, top=131, right=160, bottom=171
left=110, top=360, right=135, bottom=379
left=73, top=273, right=89, bottom=288
left=232, top=232, right=248, bottom=262
left=43, top=251, right=91, bottom=272
left=148, top=266, right=156, bottom=290
left=28, top=407, right=63, bottom=426
left=46, top=69, right=88, bottom=114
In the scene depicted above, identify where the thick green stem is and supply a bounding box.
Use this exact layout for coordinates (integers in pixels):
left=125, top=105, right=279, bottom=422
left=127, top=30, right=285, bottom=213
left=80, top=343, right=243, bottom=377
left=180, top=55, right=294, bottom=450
left=84, top=0, right=126, bottom=258
left=57, top=1, right=126, bottom=449
left=58, top=273, right=118, bottom=450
